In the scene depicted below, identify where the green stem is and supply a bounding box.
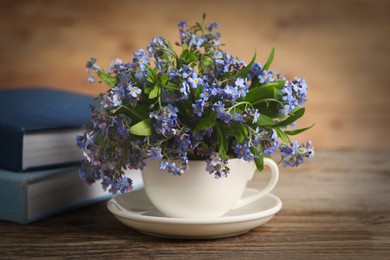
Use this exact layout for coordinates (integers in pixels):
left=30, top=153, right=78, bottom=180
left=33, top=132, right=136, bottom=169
left=252, top=98, right=284, bottom=107
left=227, top=101, right=254, bottom=112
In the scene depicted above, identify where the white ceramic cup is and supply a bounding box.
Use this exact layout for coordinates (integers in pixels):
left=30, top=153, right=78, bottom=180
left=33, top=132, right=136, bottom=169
left=142, top=158, right=279, bottom=218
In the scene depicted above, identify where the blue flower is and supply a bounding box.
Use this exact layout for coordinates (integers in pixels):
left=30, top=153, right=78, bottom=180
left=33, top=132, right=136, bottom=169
left=135, top=71, right=148, bottom=84
left=258, top=70, right=272, bottom=84
left=147, top=147, right=163, bottom=160
left=87, top=77, right=94, bottom=83
left=235, top=78, right=248, bottom=98
left=280, top=78, right=308, bottom=115
left=281, top=145, right=295, bottom=157
left=291, top=77, right=308, bottom=105
left=108, top=58, right=123, bottom=74
left=212, top=101, right=233, bottom=123
left=235, top=77, right=246, bottom=88
left=147, top=37, right=166, bottom=58
left=112, top=93, right=122, bottom=106
left=177, top=134, right=191, bottom=151
left=279, top=140, right=314, bottom=167
left=76, top=135, right=86, bottom=149
left=263, top=130, right=279, bottom=156
left=189, top=33, right=205, bottom=49
left=224, top=85, right=238, bottom=97
left=213, top=51, right=225, bottom=65
left=234, top=141, right=254, bottom=161
left=178, top=21, right=187, bottom=41
left=212, top=101, right=225, bottom=113
left=113, top=177, right=132, bottom=194
left=199, top=84, right=216, bottom=101
left=86, top=57, right=98, bottom=70
left=220, top=113, right=232, bottom=123
left=178, top=20, right=187, bottom=29
left=76, top=132, right=94, bottom=150
left=179, top=65, right=193, bottom=79
left=206, top=152, right=230, bottom=178
left=192, top=99, right=205, bottom=117
left=150, top=104, right=179, bottom=136
left=114, top=119, right=129, bottom=139
left=166, top=162, right=181, bottom=175
left=251, top=109, right=260, bottom=124
left=101, top=175, right=112, bottom=192
left=166, top=104, right=179, bottom=116
left=207, top=22, right=219, bottom=31
left=100, top=94, right=112, bottom=108
left=231, top=113, right=244, bottom=123
left=248, top=62, right=262, bottom=80
left=180, top=81, right=190, bottom=97
left=169, top=68, right=180, bottom=80
left=128, top=85, right=142, bottom=98
left=133, top=49, right=149, bottom=71
left=209, top=152, right=222, bottom=167
left=188, top=72, right=203, bottom=89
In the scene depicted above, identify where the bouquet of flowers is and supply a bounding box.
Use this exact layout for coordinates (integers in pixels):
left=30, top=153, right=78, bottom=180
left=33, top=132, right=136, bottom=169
left=77, top=15, right=314, bottom=194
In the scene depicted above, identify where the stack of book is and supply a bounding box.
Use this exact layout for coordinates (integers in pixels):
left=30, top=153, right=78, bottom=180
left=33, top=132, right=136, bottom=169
left=0, top=88, right=142, bottom=223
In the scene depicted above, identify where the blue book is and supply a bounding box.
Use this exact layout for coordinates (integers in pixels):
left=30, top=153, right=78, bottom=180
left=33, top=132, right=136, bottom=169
left=0, top=88, right=94, bottom=172
left=0, top=166, right=143, bottom=223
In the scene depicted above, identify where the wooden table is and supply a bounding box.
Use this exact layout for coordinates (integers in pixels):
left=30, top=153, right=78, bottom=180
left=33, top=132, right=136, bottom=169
left=1, top=151, right=389, bottom=258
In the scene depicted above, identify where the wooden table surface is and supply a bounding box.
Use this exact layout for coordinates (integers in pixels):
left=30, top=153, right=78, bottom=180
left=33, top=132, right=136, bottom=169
left=0, top=150, right=389, bottom=258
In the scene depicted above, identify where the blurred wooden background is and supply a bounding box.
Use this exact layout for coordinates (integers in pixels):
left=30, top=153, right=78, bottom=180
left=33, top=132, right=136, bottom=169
left=0, top=0, right=389, bottom=150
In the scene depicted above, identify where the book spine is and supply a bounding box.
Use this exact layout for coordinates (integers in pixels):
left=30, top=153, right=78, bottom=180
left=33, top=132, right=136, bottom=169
left=0, top=125, right=23, bottom=172
left=0, top=176, right=28, bottom=223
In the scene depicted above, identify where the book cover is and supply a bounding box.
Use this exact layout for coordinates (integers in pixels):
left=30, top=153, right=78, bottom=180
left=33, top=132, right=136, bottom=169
left=0, top=166, right=143, bottom=224
left=0, top=87, right=94, bottom=171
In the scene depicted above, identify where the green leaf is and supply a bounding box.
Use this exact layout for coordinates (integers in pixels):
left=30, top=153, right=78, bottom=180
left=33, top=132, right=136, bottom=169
left=146, top=76, right=154, bottom=84
left=273, top=107, right=305, bottom=128
left=180, top=49, right=190, bottom=59
left=186, top=53, right=198, bottom=63
left=253, top=155, right=264, bottom=172
left=256, top=114, right=275, bottom=126
left=146, top=65, right=157, bottom=84
left=195, top=115, right=215, bottom=131
left=195, top=85, right=203, bottom=99
left=165, top=83, right=179, bottom=90
left=257, top=103, right=281, bottom=119
left=245, top=85, right=282, bottom=103
left=234, top=51, right=256, bottom=79
left=262, top=80, right=285, bottom=89
left=262, top=48, right=275, bottom=71
left=243, top=84, right=283, bottom=119
left=97, top=70, right=116, bottom=87
left=236, top=132, right=245, bottom=143
left=216, top=124, right=228, bottom=157
left=275, top=128, right=291, bottom=144
left=129, top=118, right=153, bottom=136
left=284, top=123, right=315, bottom=135
left=149, top=85, right=159, bottom=99
left=160, top=74, right=169, bottom=86
left=167, top=41, right=174, bottom=50
left=201, top=55, right=213, bottom=67
left=143, top=86, right=152, bottom=94
left=234, top=122, right=249, bottom=136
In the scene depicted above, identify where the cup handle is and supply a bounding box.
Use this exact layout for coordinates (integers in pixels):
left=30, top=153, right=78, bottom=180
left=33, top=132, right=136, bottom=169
left=232, top=158, right=279, bottom=209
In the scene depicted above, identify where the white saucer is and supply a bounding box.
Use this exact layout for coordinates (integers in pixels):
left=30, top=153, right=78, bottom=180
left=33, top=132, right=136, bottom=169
left=107, top=188, right=282, bottom=239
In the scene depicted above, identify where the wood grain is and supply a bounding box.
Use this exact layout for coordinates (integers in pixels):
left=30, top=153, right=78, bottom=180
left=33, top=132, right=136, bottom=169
left=0, top=150, right=389, bottom=258
left=0, top=0, right=389, bottom=150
